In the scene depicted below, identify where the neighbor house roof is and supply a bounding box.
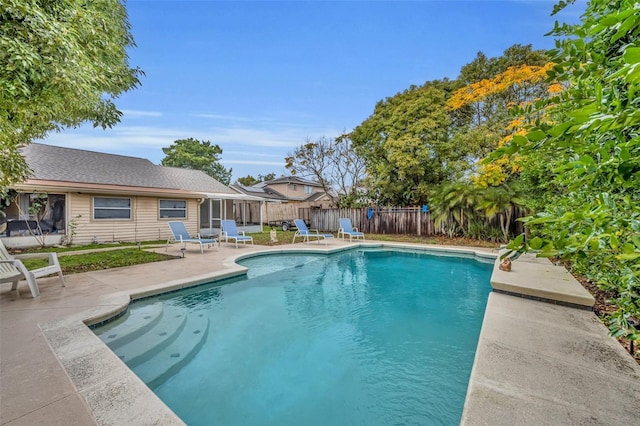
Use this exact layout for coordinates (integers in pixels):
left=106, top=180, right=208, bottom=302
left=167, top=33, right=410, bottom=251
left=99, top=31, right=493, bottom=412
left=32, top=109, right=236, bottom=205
left=257, top=176, right=324, bottom=187
left=17, top=143, right=238, bottom=197
left=232, top=178, right=332, bottom=203
left=305, top=191, right=331, bottom=202
left=231, top=183, right=287, bottom=202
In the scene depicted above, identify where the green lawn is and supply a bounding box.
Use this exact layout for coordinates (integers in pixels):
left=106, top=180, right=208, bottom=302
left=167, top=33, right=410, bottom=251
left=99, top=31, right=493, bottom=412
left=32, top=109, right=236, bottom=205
left=16, top=232, right=497, bottom=275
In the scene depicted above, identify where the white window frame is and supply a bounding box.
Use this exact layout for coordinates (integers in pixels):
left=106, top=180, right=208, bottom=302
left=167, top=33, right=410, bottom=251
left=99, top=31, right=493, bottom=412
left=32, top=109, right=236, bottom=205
left=93, top=196, right=131, bottom=220
left=159, top=199, right=187, bottom=219
left=304, top=185, right=313, bottom=195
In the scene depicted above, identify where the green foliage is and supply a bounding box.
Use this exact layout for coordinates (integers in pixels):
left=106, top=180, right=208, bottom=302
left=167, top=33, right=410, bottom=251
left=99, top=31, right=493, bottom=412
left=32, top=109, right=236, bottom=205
left=236, top=173, right=276, bottom=186
left=21, top=248, right=174, bottom=274
left=0, top=0, right=142, bottom=189
left=503, top=0, right=640, bottom=348
left=161, top=138, right=232, bottom=185
left=351, top=80, right=465, bottom=205
left=236, top=175, right=260, bottom=186
left=428, top=182, right=527, bottom=243
left=350, top=46, right=549, bottom=207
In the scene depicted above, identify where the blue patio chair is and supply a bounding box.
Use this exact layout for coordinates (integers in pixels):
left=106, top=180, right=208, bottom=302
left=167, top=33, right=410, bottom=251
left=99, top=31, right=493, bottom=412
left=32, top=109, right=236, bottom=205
left=166, top=221, right=218, bottom=254
left=292, top=219, right=334, bottom=245
left=221, top=220, right=254, bottom=248
left=337, top=218, right=365, bottom=242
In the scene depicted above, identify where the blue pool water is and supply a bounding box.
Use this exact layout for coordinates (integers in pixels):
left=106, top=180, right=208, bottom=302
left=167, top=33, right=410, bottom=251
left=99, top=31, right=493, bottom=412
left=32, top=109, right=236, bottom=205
left=94, top=248, right=493, bottom=425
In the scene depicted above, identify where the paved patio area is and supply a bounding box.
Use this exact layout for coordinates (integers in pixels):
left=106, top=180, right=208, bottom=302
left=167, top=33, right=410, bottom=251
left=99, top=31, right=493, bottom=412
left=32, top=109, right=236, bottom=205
left=1, top=241, right=638, bottom=425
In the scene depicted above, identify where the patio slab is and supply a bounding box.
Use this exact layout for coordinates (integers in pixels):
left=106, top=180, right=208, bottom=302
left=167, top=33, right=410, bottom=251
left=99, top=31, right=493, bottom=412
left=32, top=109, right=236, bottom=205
left=2, top=241, right=637, bottom=425
left=491, top=252, right=595, bottom=308
left=462, top=254, right=640, bottom=425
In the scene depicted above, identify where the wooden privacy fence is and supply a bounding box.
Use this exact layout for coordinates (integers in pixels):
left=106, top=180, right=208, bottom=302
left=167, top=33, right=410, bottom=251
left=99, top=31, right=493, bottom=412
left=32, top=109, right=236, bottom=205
left=311, top=207, right=437, bottom=235
left=263, top=201, right=330, bottom=225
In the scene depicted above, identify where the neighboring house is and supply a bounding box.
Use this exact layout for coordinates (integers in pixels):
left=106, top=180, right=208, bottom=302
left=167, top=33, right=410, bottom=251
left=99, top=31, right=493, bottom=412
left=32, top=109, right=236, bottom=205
left=1, top=143, right=263, bottom=247
left=231, top=176, right=334, bottom=226
left=232, top=176, right=333, bottom=204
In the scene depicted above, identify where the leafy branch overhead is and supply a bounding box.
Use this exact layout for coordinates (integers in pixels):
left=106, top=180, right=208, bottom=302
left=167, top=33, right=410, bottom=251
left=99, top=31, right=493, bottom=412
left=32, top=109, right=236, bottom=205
left=501, top=0, right=640, bottom=346
left=0, top=0, right=142, bottom=190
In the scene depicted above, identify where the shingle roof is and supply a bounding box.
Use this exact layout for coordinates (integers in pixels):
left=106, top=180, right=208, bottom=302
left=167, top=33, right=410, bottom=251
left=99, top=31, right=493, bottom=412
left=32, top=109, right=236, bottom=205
left=262, top=176, right=323, bottom=186
left=20, top=143, right=235, bottom=194
left=230, top=183, right=287, bottom=201
left=305, top=191, right=331, bottom=202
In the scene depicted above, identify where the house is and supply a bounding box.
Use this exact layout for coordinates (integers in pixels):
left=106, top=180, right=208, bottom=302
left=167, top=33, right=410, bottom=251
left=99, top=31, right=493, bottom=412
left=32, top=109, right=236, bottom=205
left=1, top=143, right=263, bottom=248
left=232, top=176, right=333, bottom=203
left=231, top=176, right=334, bottom=226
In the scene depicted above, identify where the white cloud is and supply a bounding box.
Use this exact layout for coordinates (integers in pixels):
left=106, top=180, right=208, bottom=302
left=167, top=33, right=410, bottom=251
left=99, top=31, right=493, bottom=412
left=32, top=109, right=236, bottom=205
left=223, top=159, right=285, bottom=166
left=38, top=121, right=343, bottom=170
left=223, top=150, right=284, bottom=159
left=194, top=113, right=253, bottom=122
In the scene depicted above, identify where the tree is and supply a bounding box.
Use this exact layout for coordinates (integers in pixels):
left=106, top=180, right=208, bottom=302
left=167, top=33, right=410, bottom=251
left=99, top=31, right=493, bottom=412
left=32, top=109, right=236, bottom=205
left=285, top=134, right=367, bottom=207
left=350, top=80, right=466, bottom=206
left=161, top=138, right=232, bottom=185
left=259, top=172, right=276, bottom=182
left=236, top=173, right=276, bottom=186
left=236, top=175, right=260, bottom=186
left=1, top=0, right=142, bottom=191
left=447, top=62, right=560, bottom=187
left=503, top=0, right=640, bottom=349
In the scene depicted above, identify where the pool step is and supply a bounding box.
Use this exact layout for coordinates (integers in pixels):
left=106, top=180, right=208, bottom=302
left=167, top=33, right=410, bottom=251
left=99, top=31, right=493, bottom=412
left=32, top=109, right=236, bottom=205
left=95, top=302, right=164, bottom=349
left=132, top=311, right=210, bottom=388
left=112, top=304, right=189, bottom=367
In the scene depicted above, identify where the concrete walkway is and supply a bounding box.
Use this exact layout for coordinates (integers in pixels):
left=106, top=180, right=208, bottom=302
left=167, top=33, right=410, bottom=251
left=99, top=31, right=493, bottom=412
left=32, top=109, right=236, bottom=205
left=462, top=253, right=640, bottom=425
left=1, top=242, right=638, bottom=425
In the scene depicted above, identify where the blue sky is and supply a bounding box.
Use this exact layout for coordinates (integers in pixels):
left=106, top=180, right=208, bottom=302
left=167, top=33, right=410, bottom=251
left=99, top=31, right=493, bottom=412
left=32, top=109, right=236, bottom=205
left=40, top=0, right=585, bottom=181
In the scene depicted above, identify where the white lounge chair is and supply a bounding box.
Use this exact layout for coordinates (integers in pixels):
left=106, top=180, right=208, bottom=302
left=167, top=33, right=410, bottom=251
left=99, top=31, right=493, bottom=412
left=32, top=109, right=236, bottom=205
left=166, top=221, right=218, bottom=254
left=337, top=218, right=365, bottom=241
left=220, top=220, right=253, bottom=248
left=0, top=239, right=66, bottom=297
left=292, top=219, right=334, bottom=244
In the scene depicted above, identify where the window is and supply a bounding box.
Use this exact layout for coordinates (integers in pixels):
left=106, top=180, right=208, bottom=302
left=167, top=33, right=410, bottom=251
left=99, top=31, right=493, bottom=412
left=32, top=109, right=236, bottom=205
left=93, top=197, right=131, bottom=220
left=159, top=199, right=187, bottom=219
left=304, top=185, right=313, bottom=194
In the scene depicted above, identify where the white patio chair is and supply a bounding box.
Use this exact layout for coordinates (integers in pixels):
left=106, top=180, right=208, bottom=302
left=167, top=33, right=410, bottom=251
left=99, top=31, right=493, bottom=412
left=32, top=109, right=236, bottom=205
left=0, top=239, right=66, bottom=297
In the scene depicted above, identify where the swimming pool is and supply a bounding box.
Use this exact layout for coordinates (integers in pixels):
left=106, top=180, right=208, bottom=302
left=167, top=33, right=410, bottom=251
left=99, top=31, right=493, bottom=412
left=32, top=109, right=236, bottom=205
left=93, top=248, right=493, bottom=425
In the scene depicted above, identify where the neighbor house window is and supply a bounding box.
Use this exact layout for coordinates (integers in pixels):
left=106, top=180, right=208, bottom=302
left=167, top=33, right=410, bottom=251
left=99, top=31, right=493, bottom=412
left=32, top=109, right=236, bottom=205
left=93, top=197, right=131, bottom=220
left=159, top=199, right=187, bottom=219
left=304, top=185, right=313, bottom=194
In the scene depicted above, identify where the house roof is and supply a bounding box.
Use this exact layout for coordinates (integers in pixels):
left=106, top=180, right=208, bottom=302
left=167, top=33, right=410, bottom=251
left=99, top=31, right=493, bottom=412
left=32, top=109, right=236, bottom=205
left=231, top=183, right=287, bottom=201
left=259, top=175, right=324, bottom=187
left=19, top=143, right=237, bottom=195
left=305, top=191, right=331, bottom=202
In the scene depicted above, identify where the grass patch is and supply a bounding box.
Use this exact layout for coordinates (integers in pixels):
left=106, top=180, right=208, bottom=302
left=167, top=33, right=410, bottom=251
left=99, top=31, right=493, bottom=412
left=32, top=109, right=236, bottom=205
left=15, top=232, right=495, bottom=276
left=20, top=248, right=177, bottom=274
left=247, top=230, right=298, bottom=245
left=364, top=234, right=498, bottom=248
left=245, top=230, right=497, bottom=248
left=17, top=240, right=167, bottom=253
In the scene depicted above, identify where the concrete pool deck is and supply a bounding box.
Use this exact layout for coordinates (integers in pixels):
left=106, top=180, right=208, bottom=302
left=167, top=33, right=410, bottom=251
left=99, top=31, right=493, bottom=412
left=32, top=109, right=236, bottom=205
left=1, top=241, right=638, bottom=425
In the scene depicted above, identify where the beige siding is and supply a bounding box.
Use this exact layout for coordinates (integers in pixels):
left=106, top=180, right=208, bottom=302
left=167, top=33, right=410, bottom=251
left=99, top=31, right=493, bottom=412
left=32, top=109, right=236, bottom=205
left=68, top=193, right=199, bottom=245
left=267, top=182, right=322, bottom=199
left=263, top=201, right=329, bottom=225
